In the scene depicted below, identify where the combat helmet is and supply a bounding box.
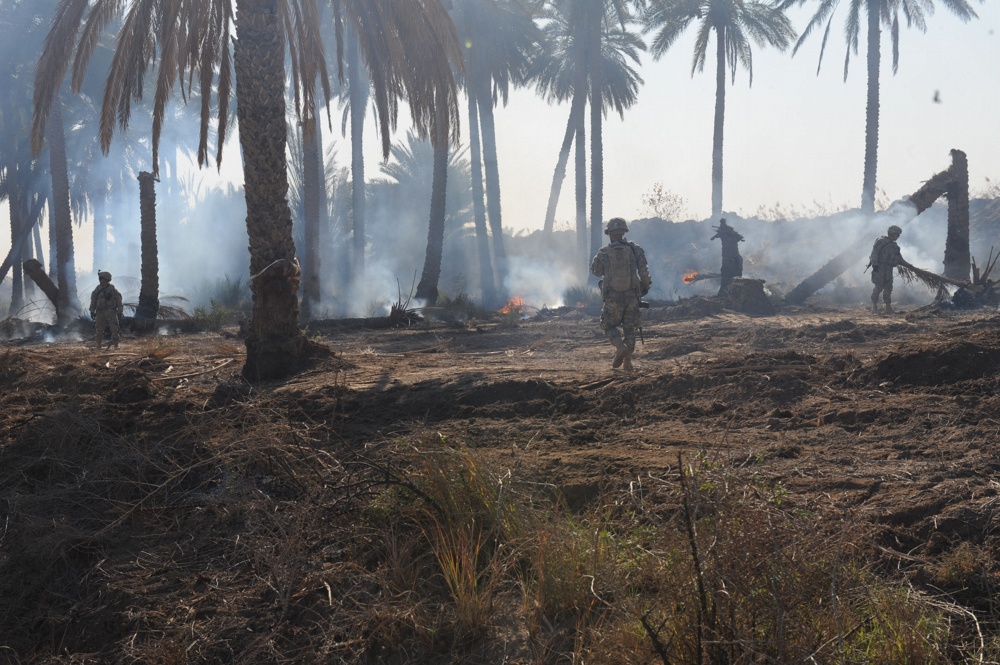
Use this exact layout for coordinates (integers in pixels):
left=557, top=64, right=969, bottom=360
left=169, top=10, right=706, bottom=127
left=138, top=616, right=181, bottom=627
left=98, top=270, right=112, bottom=281
left=887, top=225, right=902, bottom=237
left=605, top=217, right=629, bottom=235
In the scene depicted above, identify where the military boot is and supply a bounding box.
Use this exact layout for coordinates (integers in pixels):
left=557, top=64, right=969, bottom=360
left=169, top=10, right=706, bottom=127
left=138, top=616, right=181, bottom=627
left=883, top=302, right=895, bottom=315
left=611, top=340, right=627, bottom=369
left=870, top=296, right=880, bottom=315
left=622, top=351, right=634, bottom=372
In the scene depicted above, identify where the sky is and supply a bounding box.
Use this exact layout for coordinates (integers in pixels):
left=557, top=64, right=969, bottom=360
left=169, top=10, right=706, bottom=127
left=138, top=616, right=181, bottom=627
left=3, top=1, right=999, bottom=275
left=487, top=2, right=1000, bottom=227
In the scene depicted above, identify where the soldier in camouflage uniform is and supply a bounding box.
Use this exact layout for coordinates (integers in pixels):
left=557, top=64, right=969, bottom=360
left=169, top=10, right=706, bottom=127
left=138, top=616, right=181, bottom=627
left=869, top=225, right=907, bottom=315
left=591, top=218, right=652, bottom=371
left=90, top=271, right=124, bottom=349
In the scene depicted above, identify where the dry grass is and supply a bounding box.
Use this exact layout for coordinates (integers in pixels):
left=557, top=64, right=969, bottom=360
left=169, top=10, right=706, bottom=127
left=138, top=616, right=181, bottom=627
left=0, top=358, right=996, bottom=663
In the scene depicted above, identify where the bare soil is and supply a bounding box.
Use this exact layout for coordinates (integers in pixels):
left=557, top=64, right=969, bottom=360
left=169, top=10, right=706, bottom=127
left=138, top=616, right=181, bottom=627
left=2, top=301, right=1000, bottom=662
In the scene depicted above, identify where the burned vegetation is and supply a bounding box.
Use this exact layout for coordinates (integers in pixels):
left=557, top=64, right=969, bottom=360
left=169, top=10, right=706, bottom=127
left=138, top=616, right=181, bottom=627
left=2, top=300, right=1000, bottom=663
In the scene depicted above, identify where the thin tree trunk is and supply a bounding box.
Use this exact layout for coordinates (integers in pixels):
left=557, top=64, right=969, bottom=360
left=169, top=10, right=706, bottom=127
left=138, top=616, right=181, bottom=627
left=234, top=0, right=306, bottom=381
left=574, top=93, right=587, bottom=274
left=48, top=96, right=81, bottom=326
left=711, top=27, right=726, bottom=220
left=22, top=219, right=36, bottom=303
left=9, top=190, right=25, bottom=314
left=301, top=102, right=322, bottom=317
left=92, top=203, right=108, bottom=279
left=466, top=87, right=496, bottom=306
left=135, top=171, right=160, bottom=321
left=861, top=1, right=880, bottom=216
left=0, top=213, right=35, bottom=289
left=476, top=76, right=508, bottom=298
left=32, top=221, right=44, bottom=273
left=23, top=258, right=58, bottom=309
left=588, top=18, right=603, bottom=270
left=48, top=191, right=57, bottom=280
left=416, top=102, right=449, bottom=304
left=348, top=30, right=368, bottom=296
left=543, top=97, right=585, bottom=237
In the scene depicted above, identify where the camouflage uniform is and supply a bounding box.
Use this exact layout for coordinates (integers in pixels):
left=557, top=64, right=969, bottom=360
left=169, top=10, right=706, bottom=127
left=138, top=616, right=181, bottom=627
left=591, top=218, right=652, bottom=370
left=869, top=225, right=904, bottom=315
left=90, top=271, right=124, bottom=349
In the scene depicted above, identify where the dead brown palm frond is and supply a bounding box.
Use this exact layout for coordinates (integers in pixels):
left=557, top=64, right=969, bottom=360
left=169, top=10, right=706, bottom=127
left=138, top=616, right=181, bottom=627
left=896, top=263, right=968, bottom=291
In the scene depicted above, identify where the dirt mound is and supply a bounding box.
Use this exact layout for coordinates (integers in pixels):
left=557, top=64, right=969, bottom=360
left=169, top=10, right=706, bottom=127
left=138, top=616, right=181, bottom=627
left=869, top=329, right=1000, bottom=386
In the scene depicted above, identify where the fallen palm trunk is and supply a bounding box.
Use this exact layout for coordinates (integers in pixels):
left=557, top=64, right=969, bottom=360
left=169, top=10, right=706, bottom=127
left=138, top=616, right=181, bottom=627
left=22, top=259, right=60, bottom=309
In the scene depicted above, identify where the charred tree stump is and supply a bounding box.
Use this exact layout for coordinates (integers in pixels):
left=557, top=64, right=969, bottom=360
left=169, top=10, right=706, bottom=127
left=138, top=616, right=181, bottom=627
left=943, top=149, right=970, bottom=281
left=22, top=259, right=60, bottom=311
left=711, top=218, right=744, bottom=295
left=134, top=171, right=160, bottom=327
left=723, top=278, right=774, bottom=315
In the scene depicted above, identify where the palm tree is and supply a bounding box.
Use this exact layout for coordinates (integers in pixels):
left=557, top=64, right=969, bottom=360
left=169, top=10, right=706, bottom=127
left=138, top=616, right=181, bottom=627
left=778, top=0, right=978, bottom=215
left=452, top=0, right=541, bottom=304
left=644, top=0, right=795, bottom=220
left=534, top=0, right=644, bottom=269
left=33, top=0, right=462, bottom=380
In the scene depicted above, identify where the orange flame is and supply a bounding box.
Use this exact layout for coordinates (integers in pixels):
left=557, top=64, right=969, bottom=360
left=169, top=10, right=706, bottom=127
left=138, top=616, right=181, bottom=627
left=500, top=296, right=525, bottom=315
left=682, top=270, right=698, bottom=285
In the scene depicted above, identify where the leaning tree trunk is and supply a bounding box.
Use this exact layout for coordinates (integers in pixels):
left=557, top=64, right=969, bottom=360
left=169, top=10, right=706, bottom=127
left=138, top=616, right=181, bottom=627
left=135, top=171, right=160, bottom=322
left=234, top=0, right=306, bottom=381
left=544, top=96, right=585, bottom=237
left=48, top=96, right=81, bottom=326
left=301, top=103, right=322, bottom=318
left=416, top=102, right=450, bottom=305
left=476, top=76, right=508, bottom=298
left=943, top=149, right=970, bottom=281
left=711, top=28, right=726, bottom=221
left=23, top=258, right=58, bottom=309
left=861, top=1, right=881, bottom=217
left=465, top=84, right=497, bottom=307
left=347, top=30, right=368, bottom=297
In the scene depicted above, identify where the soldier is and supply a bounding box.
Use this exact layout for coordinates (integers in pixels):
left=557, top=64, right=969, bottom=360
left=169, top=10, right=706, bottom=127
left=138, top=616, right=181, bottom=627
left=591, top=217, right=652, bottom=371
left=869, top=224, right=909, bottom=315
left=90, top=270, right=124, bottom=349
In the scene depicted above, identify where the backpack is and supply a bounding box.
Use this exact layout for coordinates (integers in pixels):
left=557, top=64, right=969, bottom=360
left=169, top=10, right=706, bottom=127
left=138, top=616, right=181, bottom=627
left=868, top=237, right=890, bottom=268
left=605, top=243, right=637, bottom=292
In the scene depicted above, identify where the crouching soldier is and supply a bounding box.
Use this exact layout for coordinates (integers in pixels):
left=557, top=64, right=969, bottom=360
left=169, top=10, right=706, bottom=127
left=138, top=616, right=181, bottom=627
left=90, top=270, right=124, bottom=349
left=591, top=217, right=652, bottom=371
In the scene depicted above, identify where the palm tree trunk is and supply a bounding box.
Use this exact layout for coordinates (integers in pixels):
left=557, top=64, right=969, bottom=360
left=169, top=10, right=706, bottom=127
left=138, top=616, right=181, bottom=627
left=348, top=30, right=368, bottom=296
left=543, top=97, right=585, bottom=237
left=861, top=0, right=880, bottom=216
left=466, top=88, right=497, bottom=306
left=588, top=19, right=604, bottom=270
left=574, top=93, right=588, bottom=274
left=476, top=76, right=508, bottom=298
left=416, top=103, right=449, bottom=304
left=8, top=190, right=25, bottom=315
left=234, top=0, right=306, bottom=381
left=32, top=222, right=44, bottom=274
left=48, top=96, right=82, bottom=326
left=712, top=28, right=726, bottom=220
left=135, top=171, right=160, bottom=321
left=301, top=103, right=322, bottom=317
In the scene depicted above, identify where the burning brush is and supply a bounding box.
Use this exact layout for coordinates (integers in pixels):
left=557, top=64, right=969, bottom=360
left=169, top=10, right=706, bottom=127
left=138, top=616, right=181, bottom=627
left=682, top=270, right=721, bottom=285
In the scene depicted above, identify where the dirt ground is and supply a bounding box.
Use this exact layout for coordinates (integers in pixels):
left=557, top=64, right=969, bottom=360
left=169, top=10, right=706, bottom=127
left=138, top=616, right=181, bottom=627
left=2, top=300, right=1000, bottom=661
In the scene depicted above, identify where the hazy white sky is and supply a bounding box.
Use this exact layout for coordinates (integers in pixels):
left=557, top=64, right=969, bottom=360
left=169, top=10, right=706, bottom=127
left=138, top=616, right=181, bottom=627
left=484, top=3, right=1000, bottom=228
left=3, top=2, right=998, bottom=270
